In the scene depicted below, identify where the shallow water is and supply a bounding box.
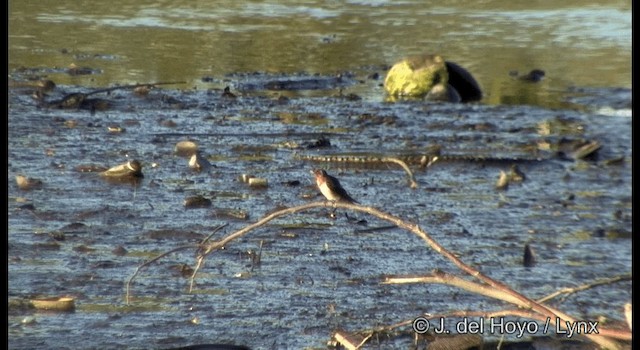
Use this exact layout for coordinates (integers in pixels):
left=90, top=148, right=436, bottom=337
left=8, top=82, right=632, bottom=349
left=8, top=2, right=632, bottom=350
left=9, top=0, right=631, bottom=110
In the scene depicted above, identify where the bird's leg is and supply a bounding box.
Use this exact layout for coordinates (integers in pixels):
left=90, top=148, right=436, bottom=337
left=328, top=200, right=338, bottom=219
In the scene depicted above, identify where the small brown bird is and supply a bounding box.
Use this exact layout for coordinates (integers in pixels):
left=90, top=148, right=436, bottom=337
left=312, top=169, right=357, bottom=204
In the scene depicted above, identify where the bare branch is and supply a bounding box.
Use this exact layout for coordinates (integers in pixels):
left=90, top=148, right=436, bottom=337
left=125, top=244, right=198, bottom=305
left=536, top=274, right=632, bottom=304
left=124, top=201, right=629, bottom=349
left=125, top=224, right=227, bottom=304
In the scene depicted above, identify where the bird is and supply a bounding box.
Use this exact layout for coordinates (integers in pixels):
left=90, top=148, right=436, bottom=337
left=311, top=169, right=357, bottom=204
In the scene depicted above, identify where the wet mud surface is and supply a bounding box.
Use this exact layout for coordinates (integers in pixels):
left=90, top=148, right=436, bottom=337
left=8, top=76, right=631, bottom=349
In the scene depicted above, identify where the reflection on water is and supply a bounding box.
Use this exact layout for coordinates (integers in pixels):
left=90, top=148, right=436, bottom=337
left=469, top=7, right=631, bottom=49
left=8, top=0, right=631, bottom=109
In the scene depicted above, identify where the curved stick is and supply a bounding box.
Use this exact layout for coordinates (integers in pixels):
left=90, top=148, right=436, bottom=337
left=125, top=224, right=227, bottom=304
left=125, top=244, right=197, bottom=305
left=127, top=201, right=627, bottom=349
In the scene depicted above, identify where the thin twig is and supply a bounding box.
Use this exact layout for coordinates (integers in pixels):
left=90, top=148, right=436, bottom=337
left=383, top=270, right=527, bottom=307
left=536, top=274, right=632, bottom=304
left=188, top=224, right=228, bottom=292
left=189, top=255, right=207, bottom=293
left=126, top=224, right=227, bottom=303
left=200, top=223, right=228, bottom=246
left=125, top=244, right=198, bottom=304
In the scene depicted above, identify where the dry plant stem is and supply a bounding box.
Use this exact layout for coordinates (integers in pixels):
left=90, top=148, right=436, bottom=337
left=200, top=224, right=227, bottom=246
left=189, top=255, right=207, bottom=292
left=383, top=271, right=528, bottom=307
left=126, top=224, right=227, bottom=303
left=536, top=274, right=632, bottom=304
left=125, top=244, right=198, bottom=304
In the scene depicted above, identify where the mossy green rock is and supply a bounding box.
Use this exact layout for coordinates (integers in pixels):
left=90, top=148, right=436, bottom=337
left=384, top=54, right=448, bottom=97
left=384, top=54, right=482, bottom=103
